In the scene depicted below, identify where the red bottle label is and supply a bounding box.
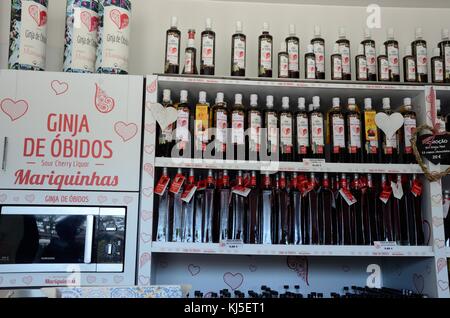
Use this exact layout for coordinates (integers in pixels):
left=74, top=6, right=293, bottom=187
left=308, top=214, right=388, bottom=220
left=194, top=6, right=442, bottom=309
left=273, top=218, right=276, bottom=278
left=379, top=183, right=392, bottom=204
left=207, top=175, right=215, bottom=185
left=155, top=175, right=170, bottom=196
left=169, top=174, right=185, bottom=194
left=181, top=184, right=197, bottom=203
left=411, top=180, right=423, bottom=197
left=197, top=179, right=207, bottom=191
left=339, top=188, right=357, bottom=206
left=263, top=176, right=272, bottom=187
left=250, top=176, right=257, bottom=187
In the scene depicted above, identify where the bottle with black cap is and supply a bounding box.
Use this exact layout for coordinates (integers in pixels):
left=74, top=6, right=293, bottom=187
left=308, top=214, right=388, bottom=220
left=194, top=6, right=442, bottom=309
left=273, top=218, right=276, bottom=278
left=336, top=27, right=351, bottom=80
left=278, top=42, right=289, bottom=79
left=218, top=170, right=231, bottom=241
left=211, top=92, right=228, bottom=159
left=404, top=45, right=417, bottom=82
left=200, top=18, right=216, bottom=75
left=384, top=28, right=400, bottom=82
left=377, top=45, right=390, bottom=82
left=439, top=28, right=450, bottom=83
left=381, top=98, right=399, bottom=163
left=346, top=98, right=362, bottom=163
left=431, top=47, right=444, bottom=83
left=231, top=93, right=246, bottom=161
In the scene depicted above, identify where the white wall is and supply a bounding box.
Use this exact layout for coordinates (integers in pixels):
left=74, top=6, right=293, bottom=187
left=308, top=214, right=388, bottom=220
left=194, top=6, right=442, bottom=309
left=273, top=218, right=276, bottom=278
left=1, top=0, right=450, bottom=79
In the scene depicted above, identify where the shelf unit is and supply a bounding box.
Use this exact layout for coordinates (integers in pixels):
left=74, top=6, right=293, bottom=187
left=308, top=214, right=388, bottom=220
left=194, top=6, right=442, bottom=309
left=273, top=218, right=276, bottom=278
left=140, top=74, right=450, bottom=298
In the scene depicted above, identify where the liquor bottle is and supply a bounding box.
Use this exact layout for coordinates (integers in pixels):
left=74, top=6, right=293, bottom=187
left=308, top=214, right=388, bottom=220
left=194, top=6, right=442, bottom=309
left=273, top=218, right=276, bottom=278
left=248, top=94, right=262, bottom=161
left=286, top=24, right=300, bottom=79
left=258, top=22, right=273, bottom=78
left=351, top=174, right=363, bottom=245
left=379, top=174, right=394, bottom=242
left=411, top=27, right=428, bottom=83
left=336, top=174, right=352, bottom=245
left=165, top=16, right=181, bottom=74
left=431, top=47, right=444, bottom=84
left=331, top=43, right=343, bottom=80
left=309, top=96, right=325, bottom=159
left=355, top=44, right=368, bottom=81
left=194, top=91, right=209, bottom=158
left=436, top=100, right=447, bottom=133
left=171, top=168, right=184, bottom=242
left=439, top=28, right=450, bottom=83
left=319, top=173, right=334, bottom=245
left=296, top=97, right=310, bottom=161
left=332, top=174, right=340, bottom=245
left=400, top=98, right=417, bottom=164
left=377, top=45, right=390, bottom=82
left=194, top=173, right=205, bottom=243
left=305, top=44, right=316, bottom=80
left=381, top=98, right=399, bottom=163
left=182, top=169, right=196, bottom=242
left=278, top=172, right=291, bottom=244
left=384, top=28, right=400, bottom=82
left=361, top=28, right=377, bottom=81
left=260, top=172, right=274, bottom=244
left=231, top=94, right=246, bottom=161
left=156, top=168, right=172, bottom=242
left=311, top=25, right=325, bottom=79
left=391, top=175, right=403, bottom=244
left=291, top=172, right=303, bottom=245
left=231, top=21, right=246, bottom=77
left=175, top=90, right=192, bottom=157
left=280, top=97, right=294, bottom=162
left=347, top=98, right=363, bottom=163
left=265, top=95, right=279, bottom=158
left=399, top=175, right=413, bottom=246
left=360, top=174, right=375, bottom=245
left=182, top=29, right=198, bottom=75
left=247, top=171, right=260, bottom=244
left=336, top=27, right=351, bottom=80
left=157, top=89, right=175, bottom=157
left=444, top=190, right=450, bottom=247
left=219, top=170, right=231, bottom=241
left=410, top=174, right=424, bottom=245
left=203, top=170, right=216, bottom=243
left=211, top=92, right=228, bottom=159
left=305, top=173, right=320, bottom=245
left=328, top=97, right=346, bottom=163
left=278, top=42, right=289, bottom=79
left=200, top=18, right=216, bottom=75
left=231, top=171, right=246, bottom=241
left=362, top=98, right=379, bottom=163
left=403, top=45, right=417, bottom=83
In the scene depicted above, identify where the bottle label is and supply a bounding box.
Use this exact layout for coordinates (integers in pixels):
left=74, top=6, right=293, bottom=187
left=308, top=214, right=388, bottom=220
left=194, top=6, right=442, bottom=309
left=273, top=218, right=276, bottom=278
left=391, top=181, right=404, bottom=200
left=287, top=40, right=299, bottom=72
left=332, top=116, right=345, bottom=152
left=349, top=116, right=361, bottom=151
left=167, top=34, right=180, bottom=65
left=333, top=56, right=342, bottom=79
left=380, top=58, right=390, bottom=80
left=260, top=39, right=272, bottom=70
left=445, top=46, right=450, bottom=77
left=249, top=112, right=261, bottom=152
left=70, top=7, right=98, bottom=72
left=19, top=0, right=48, bottom=69
left=232, top=111, right=245, bottom=145
left=232, top=185, right=251, bottom=197
left=162, top=123, right=173, bottom=143
left=434, top=60, right=444, bottom=81
left=297, top=115, right=309, bottom=153
left=311, top=114, right=324, bottom=154
left=339, top=44, right=350, bottom=75
left=195, top=105, right=209, bottom=150
left=358, top=58, right=368, bottom=80
left=169, top=174, right=185, bottom=194
left=364, top=111, right=378, bottom=154
left=407, top=59, right=416, bottom=81
left=176, top=109, right=190, bottom=143
left=184, top=51, right=194, bottom=73
left=267, top=113, right=278, bottom=152
left=233, top=37, right=246, bottom=69
left=411, top=179, right=422, bottom=197
left=280, top=114, right=293, bottom=153
left=216, top=110, right=228, bottom=145
left=202, top=34, right=215, bottom=67
left=404, top=116, right=416, bottom=153
left=339, top=188, right=357, bottom=206
left=155, top=175, right=170, bottom=196
left=385, top=134, right=398, bottom=154
left=306, top=57, right=316, bottom=79
left=379, top=185, right=392, bottom=204
left=279, top=55, right=289, bottom=77
left=387, top=45, right=399, bottom=75
left=101, top=5, right=130, bottom=72
left=416, top=44, right=428, bottom=74
left=313, top=42, right=325, bottom=73
left=365, top=44, right=376, bottom=75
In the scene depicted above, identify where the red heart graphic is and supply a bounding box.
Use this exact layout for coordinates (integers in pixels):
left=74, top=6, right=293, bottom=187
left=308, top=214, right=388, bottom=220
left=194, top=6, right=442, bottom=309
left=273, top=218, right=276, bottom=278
left=139, top=275, right=150, bottom=285
left=437, top=258, right=447, bottom=273
left=1, top=98, right=29, bottom=121
left=139, top=253, right=151, bottom=268
left=141, top=210, right=152, bottom=221
left=109, top=9, right=121, bottom=29
left=265, top=52, right=271, bottom=59
left=188, top=264, right=201, bottom=276
left=171, top=47, right=177, bottom=54
left=147, top=80, right=157, bottom=94
left=90, top=16, right=99, bottom=32
left=39, top=10, right=47, bottom=26
left=80, top=10, right=92, bottom=31
left=302, top=129, right=307, bottom=136
left=25, top=194, right=35, bottom=203
left=239, top=51, right=244, bottom=58
left=120, top=13, right=129, bottom=29
left=144, top=164, right=154, bottom=177
left=223, top=272, right=244, bottom=290
left=51, top=80, right=69, bottom=95
left=114, top=122, right=138, bottom=142
left=94, top=83, right=115, bottom=113
left=144, top=145, right=155, bottom=155
left=22, top=276, right=33, bottom=285
left=316, top=128, right=322, bottom=135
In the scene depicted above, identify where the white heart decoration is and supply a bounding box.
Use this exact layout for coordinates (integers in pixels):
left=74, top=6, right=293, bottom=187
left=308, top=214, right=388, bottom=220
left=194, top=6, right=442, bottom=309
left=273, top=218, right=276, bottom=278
left=147, top=103, right=178, bottom=131
left=375, top=113, right=404, bottom=139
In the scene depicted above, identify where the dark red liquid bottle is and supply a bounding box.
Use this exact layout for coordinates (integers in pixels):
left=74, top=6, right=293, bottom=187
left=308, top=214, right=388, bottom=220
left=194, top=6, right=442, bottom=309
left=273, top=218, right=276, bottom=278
left=175, top=90, right=193, bottom=158
left=200, top=18, right=216, bottom=75
left=305, top=173, right=320, bottom=245
left=381, top=98, right=399, bottom=164
left=258, top=22, right=273, bottom=78
left=164, top=16, right=181, bottom=74
left=218, top=170, right=231, bottom=241
left=360, top=174, right=376, bottom=245
left=379, top=174, right=394, bottom=242
left=231, top=94, right=246, bottom=161
left=319, top=173, right=334, bottom=245
left=291, top=172, right=304, bottom=245
left=260, top=172, right=274, bottom=244
left=157, top=89, right=175, bottom=158
left=182, top=29, right=198, bottom=75
left=384, top=28, right=400, bottom=82
left=328, top=97, right=346, bottom=163
left=391, top=175, right=403, bottom=244
left=156, top=168, right=172, bottom=242
left=361, top=28, right=377, bottom=81
left=432, top=47, right=444, bottom=84
left=246, top=171, right=260, bottom=244
left=210, top=92, right=228, bottom=159
left=351, top=174, right=364, bottom=245
left=231, top=21, right=246, bottom=77
left=404, top=45, right=417, bottom=83
left=280, top=97, right=294, bottom=162
left=248, top=94, right=262, bottom=161
left=412, top=28, right=428, bottom=83
left=182, top=169, right=196, bottom=243
left=231, top=171, right=246, bottom=241
left=438, top=28, right=450, bottom=83
left=295, top=98, right=310, bottom=161
left=309, top=96, right=325, bottom=159
left=331, top=43, right=343, bottom=80
left=286, top=24, right=300, bottom=79
left=171, top=168, right=184, bottom=242
left=336, top=27, right=351, bottom=80
left=346, top=98, right=363, bottom=163
left=336, top=174, right=352, bottom=245
left=312, top=25, right=325, bottom=80
left=203, top=170, right=216, bottom=243
left=277, top=172, right=292, bottom=244
left=377, top=46, right=390, bottom=82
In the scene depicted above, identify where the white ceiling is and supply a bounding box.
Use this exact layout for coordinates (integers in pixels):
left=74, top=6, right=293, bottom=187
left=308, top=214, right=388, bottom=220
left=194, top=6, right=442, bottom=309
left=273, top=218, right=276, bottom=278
left=206, top=0, right=450, bottom=8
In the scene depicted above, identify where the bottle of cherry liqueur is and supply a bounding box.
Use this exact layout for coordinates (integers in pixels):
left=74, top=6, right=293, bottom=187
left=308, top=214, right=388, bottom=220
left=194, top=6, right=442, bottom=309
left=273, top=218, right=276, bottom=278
left=328, top=97, right=346, bottom=163
left=164, top=16, right=181, bottom=74
left=258, top=22, right=273, bottom=78
left=346, top=98, right=363, bottom=163
left=309, top=96, right=325, bottom=159
left=248, top=94, right=262, bottom=161
left=210, top=92, right=228, bottom=159
left=200, top=18, right=216, bottom=75
left=231, top=21, right=246, bottom=76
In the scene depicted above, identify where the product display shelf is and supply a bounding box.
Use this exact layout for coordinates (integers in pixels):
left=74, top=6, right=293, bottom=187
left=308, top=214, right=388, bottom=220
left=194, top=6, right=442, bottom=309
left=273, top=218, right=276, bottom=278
left=155, top=157, right=424, bottom=174
left=151, top=242, right=434, bottom=258
left=446, top=248, right=450, bottom=258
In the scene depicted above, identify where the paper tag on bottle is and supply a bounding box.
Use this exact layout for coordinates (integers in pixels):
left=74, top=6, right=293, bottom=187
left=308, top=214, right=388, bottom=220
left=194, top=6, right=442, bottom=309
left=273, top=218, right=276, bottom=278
left=155, top=175, right=170, bottom=196
left=197, top=180, right=207, bottom=191
left=181, top=184, right=197, bottom=203
left=232, top=185, right=251, bottom=197
left=169, top=174, right=185, bottom=194
left=379, top=187, right=392, bottom=204
left=411, top=180, right=423, bottom=197
left=339, top=188, right=357, bottom=206
left=391, top=181, right=404, bottom=200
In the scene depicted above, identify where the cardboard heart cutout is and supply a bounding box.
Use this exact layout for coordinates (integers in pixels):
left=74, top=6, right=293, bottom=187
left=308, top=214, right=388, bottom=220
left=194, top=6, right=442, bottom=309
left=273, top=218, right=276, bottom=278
left=375, top=112, right=404, bottom=139
left=148, top=103, right=178, bottom=131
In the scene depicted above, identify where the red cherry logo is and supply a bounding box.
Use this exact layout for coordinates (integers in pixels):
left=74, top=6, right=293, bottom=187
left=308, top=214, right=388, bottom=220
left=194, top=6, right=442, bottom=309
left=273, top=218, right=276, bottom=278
left=171, top=47, right=177, bottom=54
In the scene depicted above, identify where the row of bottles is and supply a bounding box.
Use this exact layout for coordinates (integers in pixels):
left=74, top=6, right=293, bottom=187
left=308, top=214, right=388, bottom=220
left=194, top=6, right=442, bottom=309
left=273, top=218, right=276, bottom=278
left=157, top=90, right=418, bottom=164
left=154, top=169, right=425, bottom=246
left=165, top=17, right=450, bottom=83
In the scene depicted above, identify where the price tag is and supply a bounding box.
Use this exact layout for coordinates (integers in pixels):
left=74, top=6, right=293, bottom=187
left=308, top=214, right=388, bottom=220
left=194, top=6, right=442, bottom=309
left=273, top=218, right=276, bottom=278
left=223, top=239, right=244, bottom=249
left=374, top=241, right=397, bottom=251
left=411, top=180, right=422, bottom=197
left=339, top=188, right=357, bottom=206
left=232, top=185, right=251, bottom=197
left=181, top=184, right=197, bottom=203
left=379, top=188, right=392, bottom=204
left=197, top=180, right=207, bottom=191
left=154, top=175, right=170, bottom=196
left=303, top=159, right=326, bottom=168
left=169, top=174, right=185, bottom=194
left=391, top=181, right=404, bottom=200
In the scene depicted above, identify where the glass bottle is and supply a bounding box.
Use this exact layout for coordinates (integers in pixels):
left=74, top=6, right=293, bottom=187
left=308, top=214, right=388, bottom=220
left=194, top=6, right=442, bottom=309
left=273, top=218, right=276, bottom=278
left=260, top=172, right=274, bottom=244
left=355, top=44, right=368, bottom=81
left=296, top=97, right=310, bottom=161
left=182, top=169, right=196, bottom=242
left=391, top=175, right=403, bottom=244
left=379, top=174, right=394, bottom=242
left=194, top=91, right=209, bottom=159
left=336, top=27, right=351, bottom=80
left=347, top=98, right=363, bottom=163
left=219, top=170, right=231, bottom=241
left=182, top=29, right=198, bottom=75
left=331, top=43, right=343, bottom=80
left=305, top=173, right=320, bottom=245
left=328, top=97, right=346, bottom=163
left=231, top=171, right=246, bottom=241
left=230, top=21, right=246, bottom=77
left=246, top=171, right=260, bottom=244
left=399, top=98, right=417, bottom=164
left=175, top=90, right=192, bottom=158
left=265, top=95, right=279, bottom=159
left=311, top=25, right=325, bottom=79
left=381, top=98, right=399, bottom=163
left=258, top=22, right=273, bottom=78
left=362, top=98, right=379, bottom=163
left=411, top=27, right=428, bottom=83
left=231, top=94, right=246, bottom=161
left=171, top=168, right=184, bottom=242
left=278, top=172, right=292, bottom=244
left=200, top=18, right=216, bottom=75
left=278, top=42, right=289, bottom=79
left=438, top=28, right=450, bottom=83
left=432, top=47, right=444, bottom=84
left=211, top=92, right=228, bottom=159
left=361, top=28, right=377, bottom=81
left=157, top=89, right=175, bottom=157
left=361, top=174, right=375, bottom=245
left=280, top=97, right=294, bottom=162
left=305, top=44, right=316, bottom=80
left=404, top=45, right=417, bottom=83
left=319, top=173, right=334, bottom=245
left=351, top=174, right=363, bottom=245
left=156, top=168, right=172, bottom=242
left=203, top=170, right=216, bottom=243
left=291, top=172, right=303, bottom=245
left=384, top=28, right=400, bottom=82
left=377, top=45, right=390, bottom=82
left=194, top=173, right=205, bottom=243
left=309, top=96, right=325, bottom=159
left=286, top=24, right=300, bottom=79
left=410, top=174, right=424, bottom=245
left=165, top=16, right=181, bottom=74
left=248, top=94, right=262, bottom=161
left=336, top=173, right=352, bottom=245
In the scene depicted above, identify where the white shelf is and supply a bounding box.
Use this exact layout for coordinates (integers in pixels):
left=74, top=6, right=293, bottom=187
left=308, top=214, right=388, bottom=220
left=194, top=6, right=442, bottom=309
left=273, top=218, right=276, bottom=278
left=155, top=157, right=424, bottom=174
left=151, top=242, right=434, bottom=257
